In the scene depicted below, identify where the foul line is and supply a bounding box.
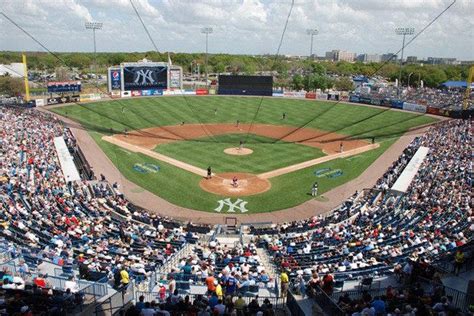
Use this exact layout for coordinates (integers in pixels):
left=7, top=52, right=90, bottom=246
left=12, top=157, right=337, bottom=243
left=258, top=143, right=380, bottom=179
left=102, top=135, right=208, bottom=177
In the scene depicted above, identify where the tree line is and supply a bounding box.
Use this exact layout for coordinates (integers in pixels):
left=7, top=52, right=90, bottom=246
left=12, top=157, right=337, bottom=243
left=0, top=51, right=471, bottom=90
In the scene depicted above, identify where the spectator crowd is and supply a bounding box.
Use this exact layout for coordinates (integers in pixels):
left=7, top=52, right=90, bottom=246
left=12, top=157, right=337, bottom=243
left=0, top=105, right=472, bottom=315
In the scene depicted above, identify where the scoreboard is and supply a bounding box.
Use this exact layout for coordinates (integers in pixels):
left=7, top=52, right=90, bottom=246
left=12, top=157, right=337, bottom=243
left=47, top=81, right=81, bottom=93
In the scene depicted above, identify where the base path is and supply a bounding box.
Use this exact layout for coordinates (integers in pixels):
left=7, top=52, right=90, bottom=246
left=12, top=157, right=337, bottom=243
left=110, top=123, right=369, bottom=155
left=200, top=173, right=271, bottom=196
left=259, top=143, right=379, bottom=179
left=102, top=135, right=208, bottom=177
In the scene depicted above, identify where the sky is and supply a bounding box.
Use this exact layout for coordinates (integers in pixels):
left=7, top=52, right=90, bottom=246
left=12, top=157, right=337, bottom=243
left=1, top=0, right=473, bottom=60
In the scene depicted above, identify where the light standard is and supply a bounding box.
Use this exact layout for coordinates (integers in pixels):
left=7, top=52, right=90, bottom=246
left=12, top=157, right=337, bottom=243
left=407, top=72, right=414, bottom=89
left=85, top=21, right=103, bottom=93
left=306, top=28, right=319, bottom=59
left=395, top=27, right=414, bottom=96
left=201, top=27, right=213, bottom=87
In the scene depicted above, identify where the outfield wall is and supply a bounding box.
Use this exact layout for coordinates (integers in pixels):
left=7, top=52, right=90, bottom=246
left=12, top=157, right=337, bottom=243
left=37, top=88, right=472, bottom=118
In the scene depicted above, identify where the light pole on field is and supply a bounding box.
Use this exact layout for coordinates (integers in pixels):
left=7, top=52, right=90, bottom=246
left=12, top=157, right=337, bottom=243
left=85, top=21, right=103, bottom=93
left=306, top=28, right=319, bottom=59
left=201, top=27, right=213, bottom=87
left=395, top=27, right=414, bottom=97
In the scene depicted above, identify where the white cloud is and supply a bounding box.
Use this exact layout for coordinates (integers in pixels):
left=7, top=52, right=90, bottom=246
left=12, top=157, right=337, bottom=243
left=0, top=0, right=472, bottom=60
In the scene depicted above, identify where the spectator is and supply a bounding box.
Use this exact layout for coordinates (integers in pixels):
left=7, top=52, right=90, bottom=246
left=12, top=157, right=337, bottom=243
left=234, top=294, right=246, bottom=312
left=214, top=299, right=226, bottom=315
left=453, top=249, right=465, bottom=275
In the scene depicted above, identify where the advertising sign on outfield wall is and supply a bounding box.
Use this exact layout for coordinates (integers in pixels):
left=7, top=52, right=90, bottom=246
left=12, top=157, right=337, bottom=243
left=121, top=91, right=131, bottom=97
left=370, top=98, right=381, bottom=105
left=305, top=92, right=316, bottom=99
left=391, top=100, right=404, bottom=109
left=349, top=95, right=360, bottom=102
left=272, top=92, right=284, bottom=97
left=317, top=94, right=328, bottom=100
left=169, top=69, right=181, bottom=88
left=109, top=68, right=121, bottom=91
left=283, top=91, right=306, bottom=98
left=403, top=102, right=426, bottom=113
left=184, top=90, right=196, bottom=95
left=359, top=97, right=372, bottom=104
left=196, top=89, right=209, bottom=95
left=426, top=107, right=440, bottom=115
left=47, top=81, right=81, bottom=93
left=47, top=95, right=80, bottom=105
left=79, top=94, right=101, bottom=102
left=327, top=93, right=339, bottom=101
left=131, top=90, right=142, bottom=97
left=35, top=99, right=45, bottom=107
left=162, top=89, right=184, bottom=95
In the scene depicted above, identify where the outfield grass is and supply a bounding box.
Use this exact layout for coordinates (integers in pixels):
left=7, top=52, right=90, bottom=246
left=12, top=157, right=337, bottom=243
left=154, top=133, right=325, bottom=174
left=52, top=96, right=438, bottom=213
left=52, top=96, right=435, bottom=141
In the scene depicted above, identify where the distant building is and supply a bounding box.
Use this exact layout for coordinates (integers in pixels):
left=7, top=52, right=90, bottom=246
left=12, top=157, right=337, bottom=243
left=357, top=54, right=381, bottom=63
left=406, top=56, right=418, bottom=63
left=0, top=63, right=24, bottom=78
left=325, top=50, right=355, bottom=62
left=427, top=57, right=457, bottom=65
left=381, top=53, right=398, bottom=62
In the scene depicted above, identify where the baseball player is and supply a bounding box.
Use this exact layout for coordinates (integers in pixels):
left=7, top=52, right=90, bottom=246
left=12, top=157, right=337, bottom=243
left=236, top=120, right=240, bottom=128
left=207, top=166, right=212, bottom=179
left=239, top=140, right=244, bottom=151
left=282, top=112, right=286, bottom=120
left=232, top=176, right=238, bottom=188
left=340, top=142, right=344, bottom=153
left=311, top=182, right=318, bottom=197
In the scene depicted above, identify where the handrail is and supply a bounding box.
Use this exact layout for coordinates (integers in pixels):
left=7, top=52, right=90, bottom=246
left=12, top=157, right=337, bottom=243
left=146, top=242, right=192, bottom=291
left=415, top=275, right=474, bottom=313
left=312, top=285, right=345, bottom=316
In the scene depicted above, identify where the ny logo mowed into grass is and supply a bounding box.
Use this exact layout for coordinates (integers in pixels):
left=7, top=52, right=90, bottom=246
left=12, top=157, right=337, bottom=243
left=214, top=198, right=249, bottom=213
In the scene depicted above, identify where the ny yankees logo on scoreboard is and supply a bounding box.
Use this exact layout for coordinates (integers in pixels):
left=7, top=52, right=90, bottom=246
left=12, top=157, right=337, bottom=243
left=214, top=198, right=249, bottom=213
left=134, top=69, right=156, bottom=85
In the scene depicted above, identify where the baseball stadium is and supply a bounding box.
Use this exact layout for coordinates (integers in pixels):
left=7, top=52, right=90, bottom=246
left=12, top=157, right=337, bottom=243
left=1, top=1, right=473, bottom=315
left=50, top=94, right=437, bottom=221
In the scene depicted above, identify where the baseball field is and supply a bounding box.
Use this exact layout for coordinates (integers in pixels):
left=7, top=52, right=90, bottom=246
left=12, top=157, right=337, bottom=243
left=51, top=96, right=437, bottom=214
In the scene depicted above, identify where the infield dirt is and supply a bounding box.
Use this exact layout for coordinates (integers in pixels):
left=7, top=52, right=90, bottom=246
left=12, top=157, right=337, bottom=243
left=111, top=123, right=369, bottom=154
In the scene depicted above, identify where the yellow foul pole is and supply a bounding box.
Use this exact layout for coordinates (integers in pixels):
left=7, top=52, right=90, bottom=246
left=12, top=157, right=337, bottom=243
left=22, top=53, right=30, bottom=101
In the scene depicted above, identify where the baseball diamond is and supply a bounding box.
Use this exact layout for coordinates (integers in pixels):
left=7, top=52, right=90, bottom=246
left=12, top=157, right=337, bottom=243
left=50, top=96, right=437, bottom=215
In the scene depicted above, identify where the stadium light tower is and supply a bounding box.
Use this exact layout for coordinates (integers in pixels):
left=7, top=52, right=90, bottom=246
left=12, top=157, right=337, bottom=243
left=306, top=28, right=319, bottom=59
left=85, top=21, right=103, bottom=92
left=395, top=27, right=414, bottom=96
left=201, top=27, right=213, bottom=87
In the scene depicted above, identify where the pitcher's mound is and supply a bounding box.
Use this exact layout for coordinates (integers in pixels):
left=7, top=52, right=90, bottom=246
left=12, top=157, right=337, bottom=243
left=200, top=172, right=271, bottom=196
left=224, top=147, right=253, bottom=156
